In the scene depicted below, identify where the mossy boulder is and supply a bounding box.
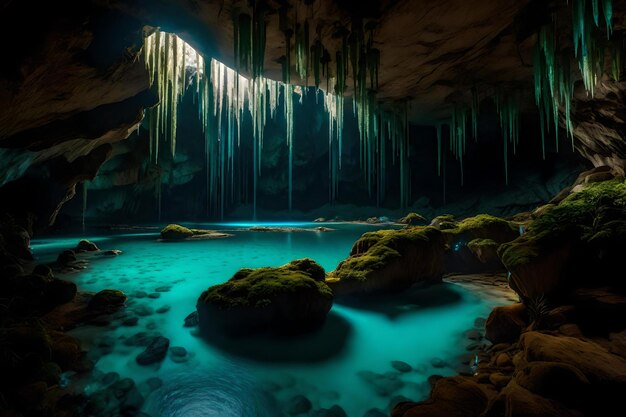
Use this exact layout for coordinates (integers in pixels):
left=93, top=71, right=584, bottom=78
left=160, top=224, right=194, bottom=240
left=398, top=212, right=427, bottom=227
left=430, top=214, right=458, bottom=230
left=467, top=239, right=500, bottom=264
left=197, top=258, right=333, bottom=335
left=499, top=179, right=626, bottom=300
left=438, top=214, right=519, bottom=273
left=327, top=226, right=445, bottom=296
left=441, top=214, right=520, bottom=245
left=160, top=224, right=231, bottom=240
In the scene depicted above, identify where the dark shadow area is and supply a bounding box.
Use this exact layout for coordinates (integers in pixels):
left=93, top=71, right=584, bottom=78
left=198, top=311, right=352, bottom=363
left=334, top=282, right=463, bottom=319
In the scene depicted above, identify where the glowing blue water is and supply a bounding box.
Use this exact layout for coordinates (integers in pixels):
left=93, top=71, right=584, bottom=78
left=32, top=224, right=509, bottom=417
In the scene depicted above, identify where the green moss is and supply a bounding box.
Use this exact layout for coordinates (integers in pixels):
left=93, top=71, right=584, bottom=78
left=500, top=179, right=626, bottom=270
left=437, top=221, right=456, bottom=230
left=160, top=224, right=193, bottom=239
left=332, top=226, right=440, bottom=282
left=456, top=214, right=515, bottom=233
left=441, top=214, right=519, bottom=245
left=433, top=214, right=456, bottom=223
left=399, top=212, right=427, bottom=226
left=468, top=238, right=499, bottom=249
left=161, top=224, right=219, bottom=240
left=199, top=258, right=332, bottom=309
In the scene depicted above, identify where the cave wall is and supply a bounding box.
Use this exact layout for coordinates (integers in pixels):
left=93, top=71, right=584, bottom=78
left=0, top=0, right=624, bottom=229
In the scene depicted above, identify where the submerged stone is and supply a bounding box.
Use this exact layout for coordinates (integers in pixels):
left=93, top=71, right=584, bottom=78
left=285, top=395, right=312, bottom=415
left=391, top=361, right=413, bottom=373
left=136, top=336, right=170, bottom=365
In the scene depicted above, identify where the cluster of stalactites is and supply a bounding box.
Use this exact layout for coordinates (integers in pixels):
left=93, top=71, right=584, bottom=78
left=571, top=0, right=614, bottom=95
left=533, top=0, right=620, bottom=160
left=233, top=7, right=267, bottom=79
left=533, top=24, right=574, bottom=157
left=383, top=107, right=410, bottom=209
left=323, top=82, right=344, bottom=204
left=144, top=30, right=199, bottom=162
left=353, top=92, right=411, bottom=208
left=439, top=87, right=481, bottom=185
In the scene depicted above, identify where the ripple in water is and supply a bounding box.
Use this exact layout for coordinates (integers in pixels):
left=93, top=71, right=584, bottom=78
left=144, top=367, right=279, bottom=417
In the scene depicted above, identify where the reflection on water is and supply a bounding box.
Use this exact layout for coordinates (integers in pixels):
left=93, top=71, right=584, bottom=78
left=145, top=368, right=280, bottom=417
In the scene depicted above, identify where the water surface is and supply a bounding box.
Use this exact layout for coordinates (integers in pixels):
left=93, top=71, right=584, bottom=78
left=32, top=223, right=507, bottom=417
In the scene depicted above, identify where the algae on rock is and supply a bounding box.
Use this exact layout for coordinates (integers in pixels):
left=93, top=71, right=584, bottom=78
left=197, top=258, right=332, bottom=335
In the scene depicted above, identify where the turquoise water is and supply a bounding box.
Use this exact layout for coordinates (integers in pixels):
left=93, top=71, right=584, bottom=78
left=32, top=223, right=507, bottom=417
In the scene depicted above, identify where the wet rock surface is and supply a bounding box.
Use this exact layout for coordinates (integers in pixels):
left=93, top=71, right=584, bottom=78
left=136, top=336, right=170, bottom=366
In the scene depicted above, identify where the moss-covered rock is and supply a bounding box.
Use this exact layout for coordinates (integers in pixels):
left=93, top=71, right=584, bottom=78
left=160, top=224, right=194, bottom=240
left=437, top=214, right=519, bottom=274
left=197, top=258, right=332, bottom=335
left=327, top=226, right=445, bottom=296
left=430, top=214, right=458, bottom=230
left=441, top=214, right=520, bottom=245
left=160, top=224, right=231, bottom=240
left=499, top=179, right=626, bottom=300
left=398, top=212, right=427, bottom=227
left=467, top=239, right=499, bottom=263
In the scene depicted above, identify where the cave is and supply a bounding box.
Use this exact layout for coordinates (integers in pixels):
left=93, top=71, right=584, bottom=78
left=1, top=0, right=626, bottom=416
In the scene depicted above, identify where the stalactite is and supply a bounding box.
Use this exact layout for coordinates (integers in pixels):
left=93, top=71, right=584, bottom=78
left=471, top=87, right=480, bottom=141
left=312, top=38, right=324, bottom=90
left=82, top=181, right=88, bottom=233
left=323, top=83, right=344, bottom=204
left=449, top=105, right=467, bottom=185
left=436, top=124, right=443, bottom=176
left=611, top=33, right=623, bottom=80
left=295, top=19, right=310, bottom=82
left=284, top=84, right=296, bottom=211
left=496, top=91, right=521, bottom=185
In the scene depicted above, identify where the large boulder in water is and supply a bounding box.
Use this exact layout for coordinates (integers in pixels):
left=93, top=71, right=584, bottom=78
left=326, top=226, right=445, bottom=296
left=197, top=258, right=333, bottom=336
